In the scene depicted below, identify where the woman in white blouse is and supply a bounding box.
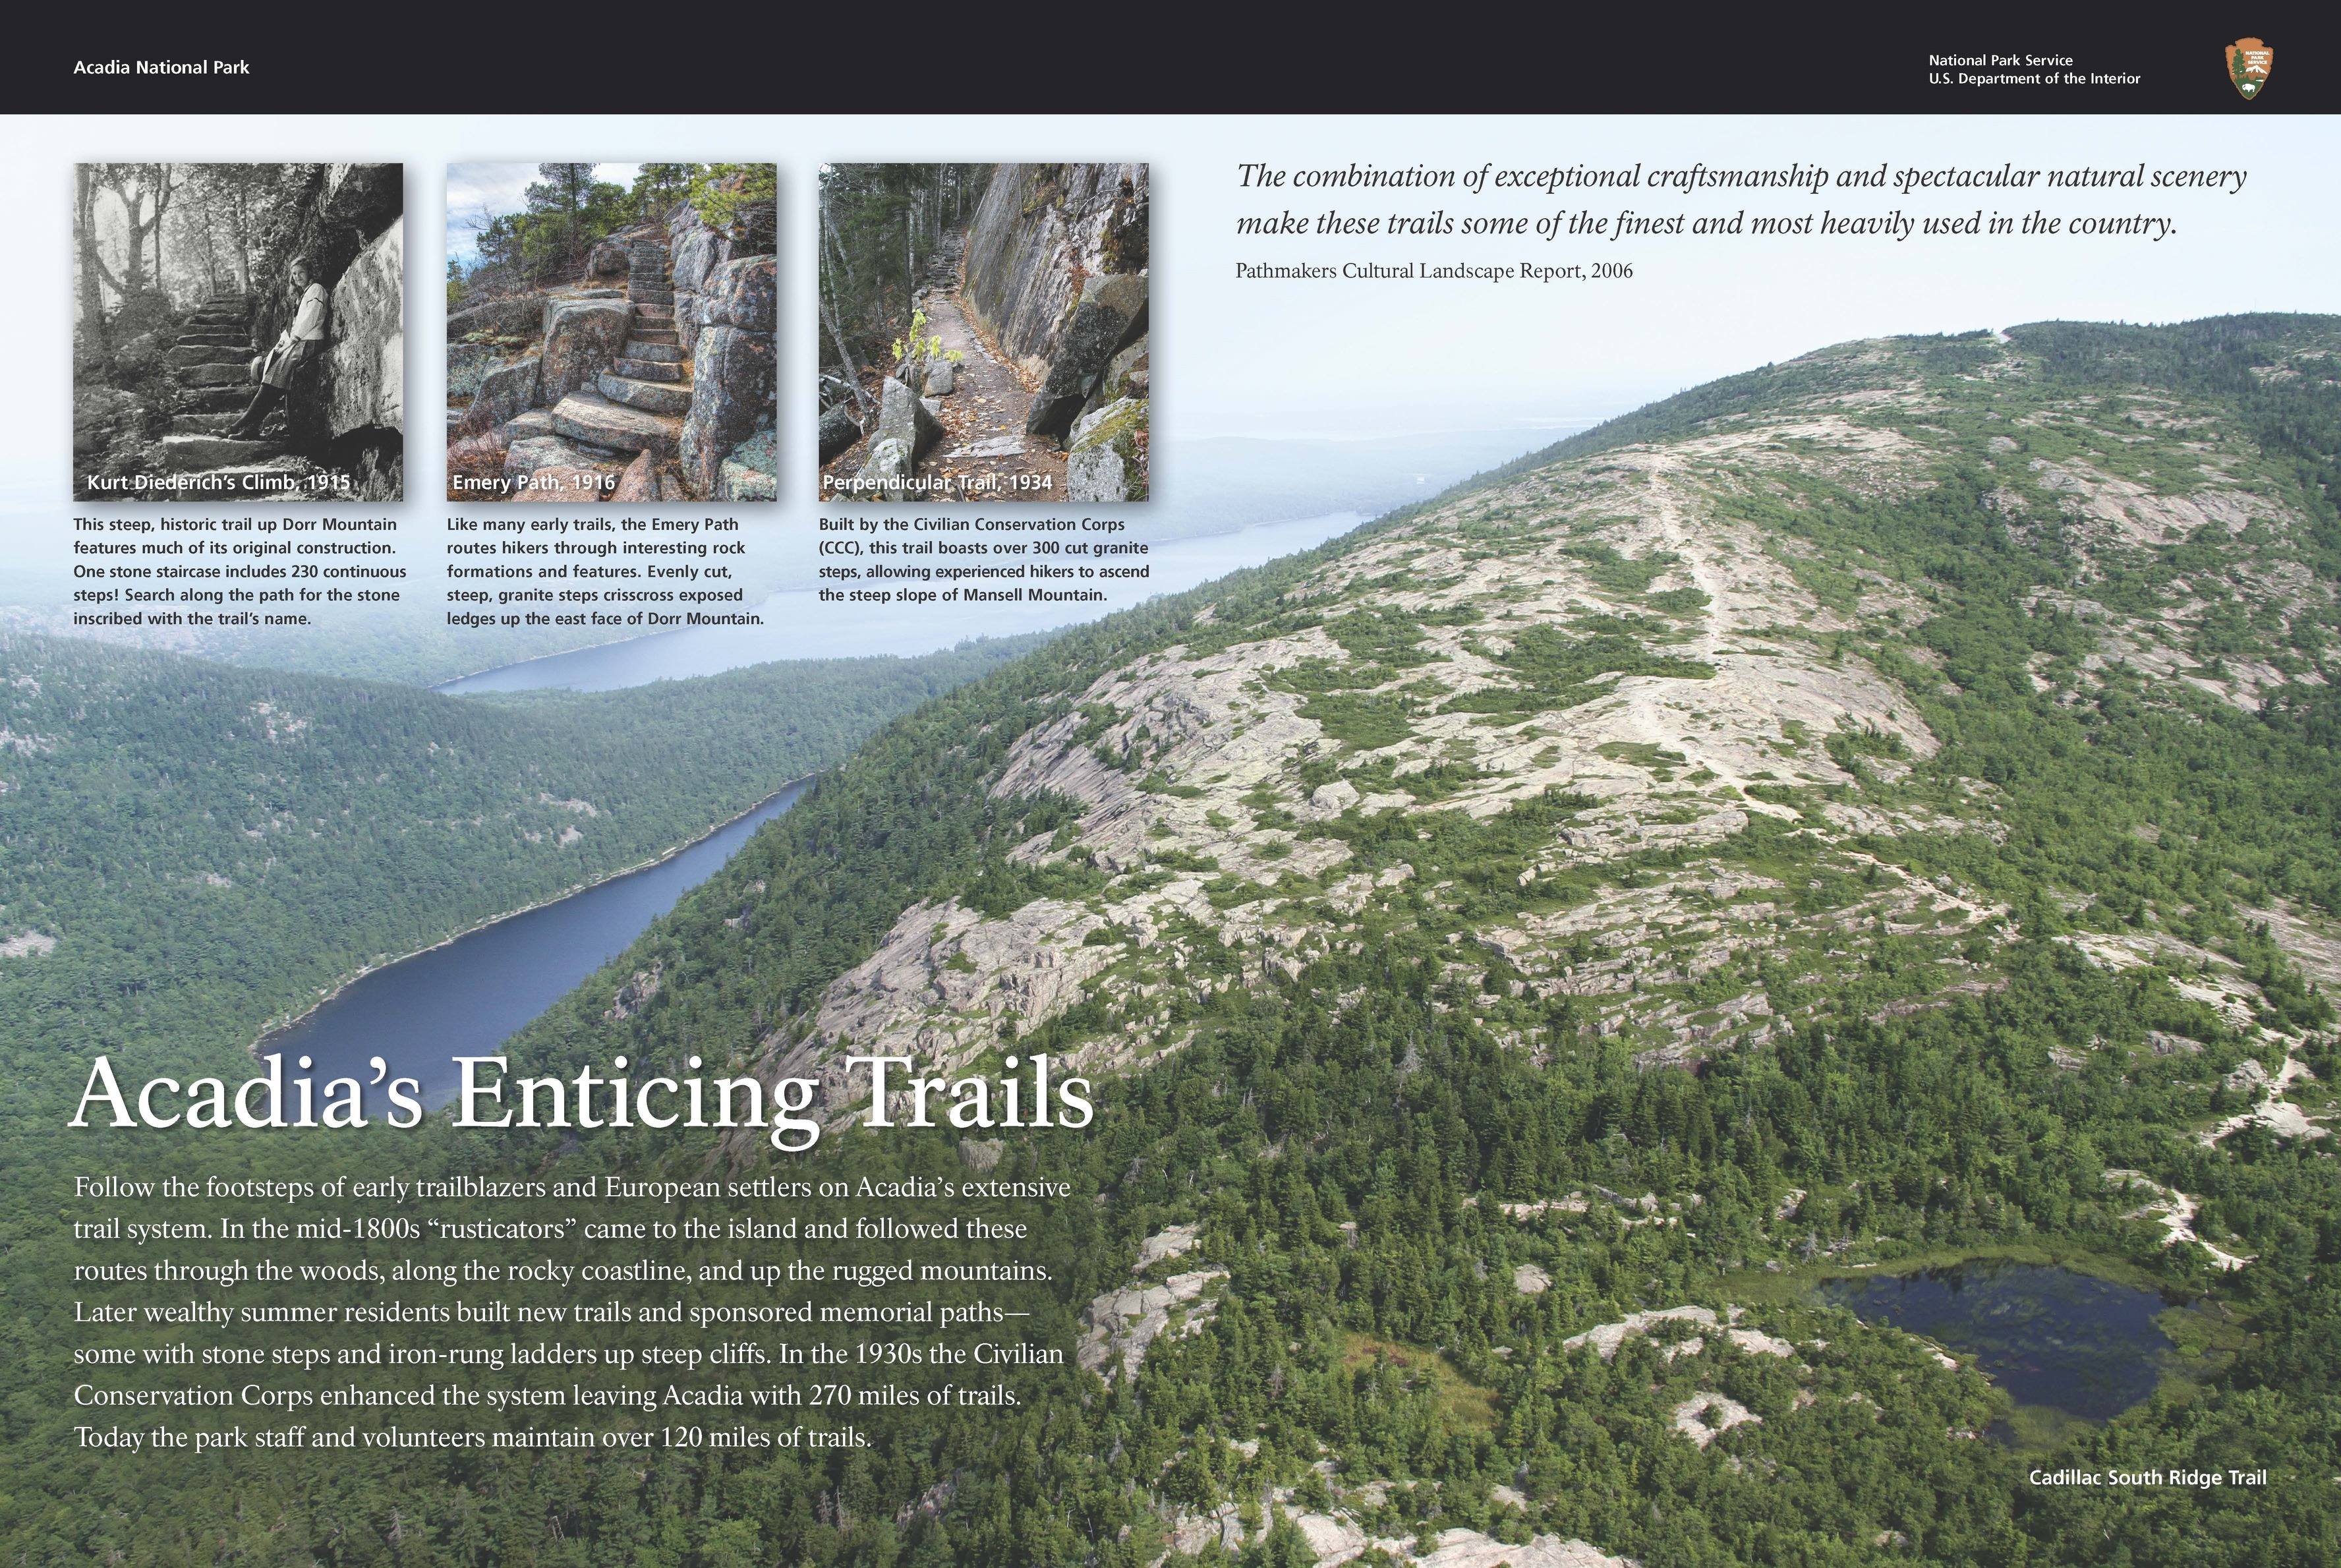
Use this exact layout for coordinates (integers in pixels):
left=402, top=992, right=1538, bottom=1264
left=227, top=257, right=330, bottom=440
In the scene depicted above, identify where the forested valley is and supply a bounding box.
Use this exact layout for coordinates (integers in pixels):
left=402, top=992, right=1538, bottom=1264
left=14, top=318, right=2341, bottom=1567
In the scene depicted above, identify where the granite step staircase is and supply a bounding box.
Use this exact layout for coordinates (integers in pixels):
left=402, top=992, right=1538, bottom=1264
left=923, top=231, right=965, bottom=292
left=548, top=237, right=693, bottom=457
left=154, top=293, right=285, bottom=471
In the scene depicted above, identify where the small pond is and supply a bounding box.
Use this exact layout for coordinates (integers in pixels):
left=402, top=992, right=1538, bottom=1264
left=1820, top=1262, right=2179, bottom=1423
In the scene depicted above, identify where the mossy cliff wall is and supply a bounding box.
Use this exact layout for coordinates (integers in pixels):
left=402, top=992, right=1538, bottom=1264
left=253, top=163, right=405, bottom=497
left=961, top=164, right=1147, bottom=377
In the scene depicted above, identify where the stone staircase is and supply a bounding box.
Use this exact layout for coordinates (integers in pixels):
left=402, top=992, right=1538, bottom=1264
left=548, top=237, right=691, bottom=460
left=154, top=293, right=280, bottom=471
left=923, top=230, right=965, bottom=293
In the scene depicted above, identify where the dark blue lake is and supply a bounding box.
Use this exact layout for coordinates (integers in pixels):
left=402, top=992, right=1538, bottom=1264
left=1822, top=1262, right=2177, bottom=1422
left=262, top=778, right=812, bottom=1113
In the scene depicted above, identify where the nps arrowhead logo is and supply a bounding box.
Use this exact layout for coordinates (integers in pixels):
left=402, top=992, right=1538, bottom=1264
left=2225, top=38, right=2272, bottom=100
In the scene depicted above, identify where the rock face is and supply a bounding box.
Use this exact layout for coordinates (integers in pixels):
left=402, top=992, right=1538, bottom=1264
left=678, top=256, right=776, bottom=496
left=612, top=450, right=658, bottom=502
left=962, top=164, right=1149, bottom=368
left=322, top=217, right=403, bottom=439
left=1135, top=1223, right=1201, bottom=1270
left=668, top=219, right=727, bottom=356
left=447, top=343, right=501, bottom=400
left=539, top=301, right=634, bottom=405
left=700, top=254, right=775, bottom=338
left=717, top=429, right=777, bottom=502
left=665, top=176, right=773, bottom=356
left=164, top=162, right=403, bottom=498
left=1561, top=1306, right=1723, bottom=1361
left=1086, top=334, right=1149, bottom=421
left=818, top=403, right=861, bottom=463
left=1673, top=1392, right=1761, bottom=1448
left=852, top=378, right=946, bottom=502
left=1066, top=397, right=1149, bottom=502
left=1026, top=273, right=1147, bottom=440
left=448, top=293, right=546, bottom=339
left=504, top=436, right=612, bottom=503
left=504, top=435, right=598, bottom=482
left=1075, top=1269, right=1226, bottom=1383
left=1288, top=1524, right=1635, bottom=1568
left=455, top=353, right=539, bottom=438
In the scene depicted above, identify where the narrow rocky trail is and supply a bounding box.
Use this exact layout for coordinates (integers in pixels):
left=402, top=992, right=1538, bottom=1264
left=918, top=291, right=1065, bottom=501
left=820, top=229, right=1066, bottom=504
left=1644, top=453, right=1727, bottom=639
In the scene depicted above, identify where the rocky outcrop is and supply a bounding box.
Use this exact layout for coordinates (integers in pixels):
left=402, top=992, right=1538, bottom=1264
left=717, top=430, right=776, bottom=502
left=613, top=450, right=658, bottom=502
left=455, top=355, right=540, bottom=438
left=221, top=161, right=406, bottom=498
left=448, top=293, right=546, bottom=339
left=451, top=180, right=778, bottom=504
left=1027, top=273, right=1147, bottom=440
left=678, top=256, right=776, bottom=496
left=1286, top=1524, right=1635, bottom=1568
left=667, top=175, right=774, bottom=355
left=1672, top=1393, right=1761, bottom=1448
left=669, top=221, right=724, bottom=356
left=1066, top=397, right=1148, bottom=502
left=852, top=378, right=945, bottom=502
left=504, top=436, right=613, bottom=504
left=448, top=343, right=502, bottom=401
left=1088, top=334, right=1148, bottom=419
left=1075, top=1269, right=1226, bottom=1383
left=322, top=218, right=403, bottom=440
left=962, top=164, right=1149, bottom=370
left=539, top=300, right=634, bottom=405
left=1135, top=1224, right=1202, bottom=1269
left=819, top=403, right=862, bottom=463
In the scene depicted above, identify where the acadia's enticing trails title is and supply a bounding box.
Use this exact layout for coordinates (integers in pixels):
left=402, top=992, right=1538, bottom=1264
left=74, top=1052, right=1093, bottom=1150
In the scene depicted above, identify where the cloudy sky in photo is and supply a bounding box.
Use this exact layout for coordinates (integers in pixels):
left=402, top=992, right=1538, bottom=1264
left=444, top=162, right=643, bottom=266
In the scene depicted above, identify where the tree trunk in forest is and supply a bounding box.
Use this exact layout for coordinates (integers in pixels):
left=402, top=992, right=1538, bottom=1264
left=821, top=277, right=869, bottom=421
left=148, top=167, right=175, bottom=295
left=231, top=182, right=250, bottom=292
left=818, top=194, right=871, bottom=420
left=97, top=172, right=154, bottom=296
left=73, top=167, right=115, bottom=352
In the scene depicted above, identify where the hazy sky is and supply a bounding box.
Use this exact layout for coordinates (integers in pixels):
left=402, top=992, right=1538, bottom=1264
left=8, top=115, right=2336, bottom=606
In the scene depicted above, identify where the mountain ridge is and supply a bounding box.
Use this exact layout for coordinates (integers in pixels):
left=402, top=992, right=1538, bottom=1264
left=687, top=316, right=2341, bottom=1124
left=481, top=311, right=2341, bottom=1565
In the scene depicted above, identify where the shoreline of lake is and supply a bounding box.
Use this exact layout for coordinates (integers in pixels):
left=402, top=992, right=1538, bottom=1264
left=245, top=774, right=816, bottom=1064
